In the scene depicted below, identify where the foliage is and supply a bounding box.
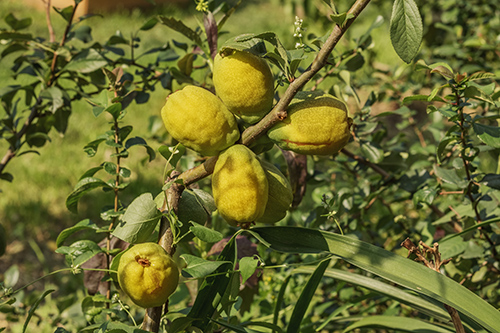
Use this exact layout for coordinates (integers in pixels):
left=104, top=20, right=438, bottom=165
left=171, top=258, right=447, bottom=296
left=1, top=0, right=499, bottom=332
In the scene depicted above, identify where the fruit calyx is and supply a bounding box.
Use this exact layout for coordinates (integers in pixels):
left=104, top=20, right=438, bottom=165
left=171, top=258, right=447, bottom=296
left=136, top=256, right=151, bottom=267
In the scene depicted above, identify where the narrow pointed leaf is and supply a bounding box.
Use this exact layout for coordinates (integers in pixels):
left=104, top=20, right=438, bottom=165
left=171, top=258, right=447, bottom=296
left=247, top=226, right=500, bottom=333
left=287, top=259, right=330, bottom=333
left=343, top=315, right=454, bottom=332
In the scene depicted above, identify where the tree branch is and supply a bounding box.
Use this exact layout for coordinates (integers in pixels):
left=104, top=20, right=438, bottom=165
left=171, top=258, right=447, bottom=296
left=142, top=172, right=184, bottom=331
left=177, top=0, right=372, bottom=187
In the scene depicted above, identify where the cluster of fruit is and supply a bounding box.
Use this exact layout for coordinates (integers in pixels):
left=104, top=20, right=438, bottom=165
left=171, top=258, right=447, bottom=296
left=161, top=49, right=352, bottom=228
left=117, top=49, right=352, bottom=309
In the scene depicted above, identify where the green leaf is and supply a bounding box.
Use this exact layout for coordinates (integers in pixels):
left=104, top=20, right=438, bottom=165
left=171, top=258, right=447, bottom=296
left=22, top=289, right=55, bottom=333
left=413, top=188, right=437, bottom=206
left=105, top=103, right=122, bottom=120
left=247, top=226, right=500, bottom=333
left=473, top=123, right=500, bottom=148
left=140, top=17, right=158, bottom=31
left=390, top=0, right=423, bottom=63
left=481, top=174, right=500, bottom=190
left=468, top=72, right=496, bottom=81
left=112, top=193, right=162, bottom=244
left=295, top=266, right=449, bottom=321
left=239, top=256, right=259, bottom=284
left=403, top=94, right=446, bottom=104
left=274, top=274, right=291, bottom=329
left=158, top=16, right=202, bottom=46
left=5, top=13, right=32, bottom=31
left=433, top=165, right=468, bottom=188
left=439, top=217, right=500, bottom=244
left=431, top=65, right=454, bottom=79
left=158, top=144, right=185, bottom=167
left=0, top=31, right=33, bottom=41
left=359, top=140, right=384, bottom=163
left=220, top=33, right=269, bottom=56
left=343, top=315, right=454, bottom=332
left=188, top=236, right=236, bottom=328
left=66, top=177, right=112, bottom=213
left=287, top=259, right=329, bottom=333
left=40, top=87, right=64, bottom=113
left=56, top=240, right=103, bottom=266
left=125, top=137, right=156, bottom=162
left=64, top=48, right=108, bottom=73
left=4, top=265, right=19, bottom=287
left=181, top=254, right=230, bottom=279
left=53, top=6, right=74, bottom=22
left=56, top=219, right=99, bottom=247
left=0, top=173, right=14, bottom=182
left=189, top=224, right=223, bottom=243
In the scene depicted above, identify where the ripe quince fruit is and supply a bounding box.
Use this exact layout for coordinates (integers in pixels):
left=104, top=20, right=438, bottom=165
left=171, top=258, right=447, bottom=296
left=118, top=242, right=179, bottom=308
left=267, top=91, right=352, bottom=155
left=212, top=144, right=268, bottom=227
left=213, top=50, right=274, bottom=124
left=161, top=85, right=240, bottom=156
left=257, top=159, right=293, bottom=224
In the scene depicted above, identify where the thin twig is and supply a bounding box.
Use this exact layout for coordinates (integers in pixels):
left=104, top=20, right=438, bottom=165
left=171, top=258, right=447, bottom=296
left=340, top=148, right=390, bottom=179
left=400, top=238, right=465, bottom=333
left=43, top=0, right=56, bottom=43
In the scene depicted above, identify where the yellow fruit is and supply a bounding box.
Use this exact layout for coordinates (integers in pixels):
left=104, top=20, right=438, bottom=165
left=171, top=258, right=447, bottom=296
left=118, top=242, right=179, bottom=308
left=267, top=91, right=352, bottom=155
left=161, top=85, right=240, bottom=156
left=213, top=50, right=274, bottom=124
left=212, top=144, right=268, bottom=227
left=257, top=159, right=293, bottom=224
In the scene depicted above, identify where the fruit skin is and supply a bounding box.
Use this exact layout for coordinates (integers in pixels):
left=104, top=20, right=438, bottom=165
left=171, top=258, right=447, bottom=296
left=161, top=85, right=240, bottom=156
left=267, top=91, right=352, bottom=155
left=118, top=242, right=179, bottom=308
left=257, top=159, right=293, bottom=224
left=213, top=50, right=274, bottom=124
left=212, top=144, right=268, bottom=226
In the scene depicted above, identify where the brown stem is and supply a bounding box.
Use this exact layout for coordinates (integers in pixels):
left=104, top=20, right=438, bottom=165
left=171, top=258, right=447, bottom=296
left=401, top=239, right=464, bottom=332
left=44, top=0, right=56, bottom=43
left=48, top=2, right=79, bottom=86
left=453, top=89, right=499, bottom=259
left=340, top=148, right=390, bottom=179
left=0, top=97, right=42, bottom=175
left=142, top=172, right=184, bottom=331
left=444, top=304, right=466, bottom=333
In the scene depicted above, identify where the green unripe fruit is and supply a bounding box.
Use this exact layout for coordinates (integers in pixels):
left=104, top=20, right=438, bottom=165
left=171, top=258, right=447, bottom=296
left=118, top=242, right=179, bottom=308
left=267, top=91, right=352, bottom=155
left=161, top=85, right=240, bottom=156
left=257, top=159, right=293, bottom=224
left=213, top=50, right=274, bottom=124
left=212, top=144, right=268, bottom=227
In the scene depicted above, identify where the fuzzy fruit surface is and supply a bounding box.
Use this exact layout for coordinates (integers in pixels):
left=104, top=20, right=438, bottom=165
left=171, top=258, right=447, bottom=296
left=212, top=144, right=268, bottom=226
left=118, top=242, right=179, bottom=308
left=268, top=91, right=352, bottom=155
left=257, top=159, right=293, bottom=224
left=213, top=50, right=274, bottom=124
left=161, top=85, right=239, bottom=156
